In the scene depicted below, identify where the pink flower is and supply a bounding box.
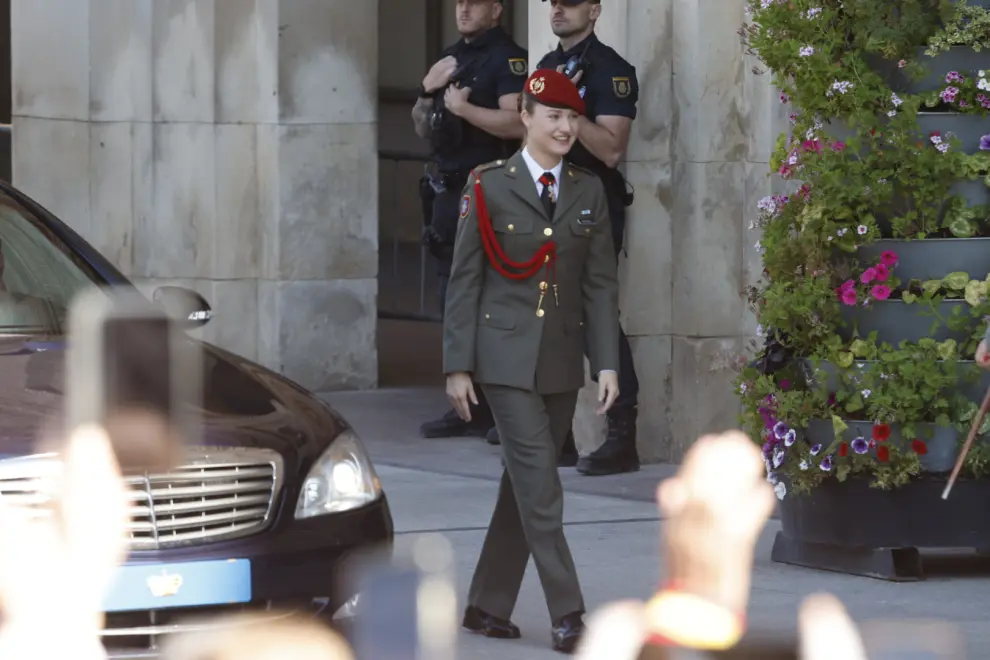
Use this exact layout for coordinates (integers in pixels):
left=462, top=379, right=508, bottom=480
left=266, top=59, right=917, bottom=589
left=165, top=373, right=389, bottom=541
left=898, top=60, right=907, bottom=68
left=874, top=263, right=890, bottom=282
left=802, top=139, right=824, bottom=153
left=840, top=289, right=858, bottom=305
left=871, top=285, right=891, bottom=301
left=840, top=279, right=856, bottom=292
left=860, top=267, right=877, bottom=284
left=879, top=250, right=898, bottom=267
left=831, top=141, right=846, bottom=152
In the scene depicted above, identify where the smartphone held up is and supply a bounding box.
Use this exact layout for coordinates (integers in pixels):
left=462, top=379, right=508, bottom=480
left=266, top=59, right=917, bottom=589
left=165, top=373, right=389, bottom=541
left=65, top=285, right=202, bottom=474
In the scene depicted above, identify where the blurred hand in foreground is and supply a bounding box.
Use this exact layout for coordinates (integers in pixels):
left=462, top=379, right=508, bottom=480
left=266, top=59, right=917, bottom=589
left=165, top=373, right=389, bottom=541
left=163, top=613, right=355, bottom=660
left=0, top=423, right=129, bottom=659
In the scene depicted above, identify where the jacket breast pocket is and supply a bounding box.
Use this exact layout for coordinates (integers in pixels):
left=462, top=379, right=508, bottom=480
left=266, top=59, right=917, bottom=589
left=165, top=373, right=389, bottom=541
left=493, top=215, right=535, bottom=236
left=480, top=307, right=517, bottom=331
left=569, top=216, right=600, bottom=238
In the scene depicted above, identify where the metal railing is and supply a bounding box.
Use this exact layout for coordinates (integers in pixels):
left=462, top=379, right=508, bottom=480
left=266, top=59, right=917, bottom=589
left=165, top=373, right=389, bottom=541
left=378, top=149, right=442, bottom=323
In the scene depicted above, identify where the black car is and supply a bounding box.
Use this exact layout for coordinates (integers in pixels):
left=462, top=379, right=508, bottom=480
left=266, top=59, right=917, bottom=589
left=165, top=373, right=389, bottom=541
left=0, top=180, right=393, bottom=657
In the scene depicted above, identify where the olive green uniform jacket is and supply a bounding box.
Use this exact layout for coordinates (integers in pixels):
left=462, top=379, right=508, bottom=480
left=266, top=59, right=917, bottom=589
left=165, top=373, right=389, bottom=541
left=442, top=152, right=620, bottom=393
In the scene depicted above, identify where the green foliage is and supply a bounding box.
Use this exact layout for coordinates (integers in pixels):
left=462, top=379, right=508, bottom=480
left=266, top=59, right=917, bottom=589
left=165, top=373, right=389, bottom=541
left=738, top=0, right=990, bottom=495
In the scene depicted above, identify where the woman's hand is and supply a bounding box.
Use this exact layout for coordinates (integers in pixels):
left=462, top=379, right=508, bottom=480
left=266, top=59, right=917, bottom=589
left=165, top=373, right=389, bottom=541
left=596, top=371, right=619, bottom=415
left=446, top=372, right=478, bottom=422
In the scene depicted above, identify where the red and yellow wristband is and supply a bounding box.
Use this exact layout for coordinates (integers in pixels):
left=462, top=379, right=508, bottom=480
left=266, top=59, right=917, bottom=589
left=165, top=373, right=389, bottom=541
left=643, top=586, right=746, bottom=651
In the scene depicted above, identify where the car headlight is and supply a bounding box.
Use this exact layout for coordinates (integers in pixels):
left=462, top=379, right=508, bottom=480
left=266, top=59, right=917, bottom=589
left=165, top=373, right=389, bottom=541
left=295, top=429, right=382, bottom=518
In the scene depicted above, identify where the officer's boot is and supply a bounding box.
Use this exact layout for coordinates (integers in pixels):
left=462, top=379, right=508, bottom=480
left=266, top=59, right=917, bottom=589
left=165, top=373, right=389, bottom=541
left=576, top=406, right=640, bottom=476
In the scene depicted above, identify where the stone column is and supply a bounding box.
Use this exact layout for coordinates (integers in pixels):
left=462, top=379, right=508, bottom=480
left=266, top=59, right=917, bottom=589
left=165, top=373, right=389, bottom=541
left=527, top=0, right=780, bottom=461
left=11, top=0, right=379, bottom=393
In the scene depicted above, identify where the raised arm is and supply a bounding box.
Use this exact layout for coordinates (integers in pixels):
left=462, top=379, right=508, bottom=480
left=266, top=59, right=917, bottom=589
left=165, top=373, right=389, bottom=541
left=582, top=178, right=620, bottom=376
left=443, top=174, right=487, bottom=375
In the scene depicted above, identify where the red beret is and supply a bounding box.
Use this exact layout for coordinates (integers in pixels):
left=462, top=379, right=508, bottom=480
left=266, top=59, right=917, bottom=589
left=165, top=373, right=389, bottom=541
left=523, top=69, right=586, bottom=116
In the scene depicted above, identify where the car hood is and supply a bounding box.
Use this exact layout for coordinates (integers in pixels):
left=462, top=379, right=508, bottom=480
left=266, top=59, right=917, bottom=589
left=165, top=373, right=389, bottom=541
left=0, top=335, right=347, bottom=467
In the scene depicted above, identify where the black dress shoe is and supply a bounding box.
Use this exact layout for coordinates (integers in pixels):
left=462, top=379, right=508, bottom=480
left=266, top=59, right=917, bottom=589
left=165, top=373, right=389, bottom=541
left=462, top=606, right=521, bottom=639
left=486, top=426, right=501, bottom=445
left=551, top=612, right=585, bottom=653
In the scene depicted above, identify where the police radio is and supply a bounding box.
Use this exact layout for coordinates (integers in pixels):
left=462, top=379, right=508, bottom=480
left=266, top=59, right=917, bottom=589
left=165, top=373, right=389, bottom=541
left=562, top=40, right=593, bottom=99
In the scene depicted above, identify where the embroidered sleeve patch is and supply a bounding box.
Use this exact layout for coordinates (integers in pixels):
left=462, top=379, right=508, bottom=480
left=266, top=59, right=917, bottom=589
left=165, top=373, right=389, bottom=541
left=509, top=58, right=528, bottom=76
left=460, top=194, right=472, bottom=220
left=612, top=77, right=631, bottom=98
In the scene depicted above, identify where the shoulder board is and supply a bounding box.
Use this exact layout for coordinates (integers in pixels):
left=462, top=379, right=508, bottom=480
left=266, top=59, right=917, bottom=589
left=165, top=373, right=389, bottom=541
left=472, top=159, right=508, bottom=177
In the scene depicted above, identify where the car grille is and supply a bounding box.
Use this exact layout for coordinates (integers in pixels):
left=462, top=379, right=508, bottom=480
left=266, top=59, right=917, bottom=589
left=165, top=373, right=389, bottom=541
left=0, top=447, right=284, bottom=550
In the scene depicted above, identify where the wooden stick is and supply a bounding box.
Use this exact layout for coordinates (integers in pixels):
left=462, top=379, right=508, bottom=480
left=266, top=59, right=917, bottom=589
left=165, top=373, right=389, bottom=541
left=943, top=384, right=990, bottom=500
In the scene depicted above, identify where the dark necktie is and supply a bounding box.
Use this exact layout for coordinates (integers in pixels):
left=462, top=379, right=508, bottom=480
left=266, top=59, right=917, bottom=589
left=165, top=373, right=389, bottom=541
left=538, top=171, right=556, bottom=219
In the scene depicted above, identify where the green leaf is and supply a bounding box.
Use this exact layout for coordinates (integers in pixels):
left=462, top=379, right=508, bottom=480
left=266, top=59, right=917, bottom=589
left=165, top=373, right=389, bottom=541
left=948, top=217, right=976, bottom=238
left=836, top=351, right=854, bottom=368
left=836, top=462, right=850, bottom=482
left=902, top=292, right=918, bottom=304
left=922, top=280, right=943, bottom=295
left=849, top=340, right=871, bottom=358
left=937, top=340, right=958, bottom=360
left=965, top=280, right=986, bottom=307
left=944, top=272, right=971, bottom=290
left=831, top=415, right=848, bottom=437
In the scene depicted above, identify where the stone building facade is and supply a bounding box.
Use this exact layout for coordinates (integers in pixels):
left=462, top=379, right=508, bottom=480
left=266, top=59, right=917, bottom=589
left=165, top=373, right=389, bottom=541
left=9, top=0, right=787, bottom=462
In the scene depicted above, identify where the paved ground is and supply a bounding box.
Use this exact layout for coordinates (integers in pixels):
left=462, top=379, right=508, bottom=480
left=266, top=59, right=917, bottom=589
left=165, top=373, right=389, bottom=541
left=325, top=385, right=990, bottom=659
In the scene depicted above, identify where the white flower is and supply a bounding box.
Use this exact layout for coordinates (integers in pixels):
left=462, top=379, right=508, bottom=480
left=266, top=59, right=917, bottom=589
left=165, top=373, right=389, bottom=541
left=799, top=46, right=815, bottom=57
left=857, top=225, right=868, bottom=235
left=887, top=110, right=897, bottom=117
left=980, top=70, right=986, bottom=77
left=837, top=228, right=848, bottom=236
left=799, top=460, right=809, bottom=471
left=806, top=7, right=822, bottom=18
left=931, top=134, right=942, bottom=145
left=788, top=154, right=799, bottom=165
left=772, top=447, right=785, bottom=468
left=756, top=324, right=764, bottom=337
left=784, top=429, right=797, bottom=447
left=830, top=80, right=853, bottom=94
left=774, top=481, right=787, bottom=500
left=891, top=93, right=902, bottom=107
left=739, top=383, right=748, bottom=394
left=979, top=78, right=990, bottom=91
left=767, top=472, right=779, bottom=485
left=937, top=142, right=950, bottom=153
left=806, top=128, right=817, bottom=140
left=861, top=389, right=871, bottom=398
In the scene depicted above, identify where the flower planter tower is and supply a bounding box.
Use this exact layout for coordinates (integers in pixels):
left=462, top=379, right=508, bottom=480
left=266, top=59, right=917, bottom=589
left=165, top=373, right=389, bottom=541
left=740, top=0, right=990, bottom=580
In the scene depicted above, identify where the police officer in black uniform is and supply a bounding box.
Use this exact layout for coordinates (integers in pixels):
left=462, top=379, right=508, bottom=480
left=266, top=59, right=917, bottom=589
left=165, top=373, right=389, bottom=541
left=511, top=0, right=641, bottom=476
left=413, top=0, right=528, bottom=441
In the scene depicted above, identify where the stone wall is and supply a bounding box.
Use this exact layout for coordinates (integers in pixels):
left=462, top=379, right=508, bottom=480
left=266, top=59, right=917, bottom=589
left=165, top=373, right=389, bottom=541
left=10, top=0, right=379, bottom=392
left=528, top=0, right=786, bottom=460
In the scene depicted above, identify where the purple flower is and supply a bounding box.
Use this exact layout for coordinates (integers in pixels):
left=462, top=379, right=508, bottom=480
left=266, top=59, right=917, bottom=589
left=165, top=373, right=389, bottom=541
left=762, top=441, right=774, bottom=457
left=980, top=134, right=990, bottom=151
left=783, top=429, right=797, bottom=447
left=772, top=447, right=785, bottom=468
left=851, top=436, right=869, bottom=454
left=819, top=455, right=833, bottom=471
left=810, top=443, right=823, bottom=456
left=946, top=71, right=965, bottom=83
left=773, top=422, right=789, bottom=440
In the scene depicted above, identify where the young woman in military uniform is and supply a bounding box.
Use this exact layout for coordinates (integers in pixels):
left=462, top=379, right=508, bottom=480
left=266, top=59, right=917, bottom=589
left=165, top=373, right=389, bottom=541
left=442, top=68, right=620, bottom=654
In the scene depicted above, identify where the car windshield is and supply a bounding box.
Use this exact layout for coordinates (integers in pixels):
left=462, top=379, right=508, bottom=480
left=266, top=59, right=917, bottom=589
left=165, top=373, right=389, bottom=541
left=0, top=193, right=101, bottom=335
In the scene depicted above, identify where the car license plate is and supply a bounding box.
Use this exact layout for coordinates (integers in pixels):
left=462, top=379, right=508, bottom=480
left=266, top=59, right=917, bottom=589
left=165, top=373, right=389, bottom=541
left=103, top=559, right=251, bottom=612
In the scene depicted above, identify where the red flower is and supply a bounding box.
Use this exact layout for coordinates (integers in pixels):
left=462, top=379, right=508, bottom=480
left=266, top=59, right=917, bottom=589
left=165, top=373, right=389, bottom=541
left=877, top=446, right=890, bottom=462
left=872, top=424, right=891, bottom=442
left=911, top=439, right=928, bottom=455
left=839, top=442, right=849, bottom=457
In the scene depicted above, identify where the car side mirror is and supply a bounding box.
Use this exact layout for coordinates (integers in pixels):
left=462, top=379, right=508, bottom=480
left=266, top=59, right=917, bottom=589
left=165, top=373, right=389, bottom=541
left=152, top=286, right=212, bottom=329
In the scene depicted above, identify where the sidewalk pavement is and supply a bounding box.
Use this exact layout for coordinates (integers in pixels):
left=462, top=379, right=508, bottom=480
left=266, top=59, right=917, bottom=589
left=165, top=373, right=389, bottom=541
left=325, top=387, right=990, bottom=659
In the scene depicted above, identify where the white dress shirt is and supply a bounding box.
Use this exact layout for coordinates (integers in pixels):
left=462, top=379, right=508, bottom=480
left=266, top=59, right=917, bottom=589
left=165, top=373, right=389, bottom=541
left=519, top=148, right=616, bottom=379
left=520, top=147, right=562, bottom=201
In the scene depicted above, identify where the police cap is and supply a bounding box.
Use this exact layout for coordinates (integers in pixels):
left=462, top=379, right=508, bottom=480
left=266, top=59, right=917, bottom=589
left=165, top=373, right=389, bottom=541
left=541, top=0, right=601, bottom=5
left=523, top=69, right=586, bottom=116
